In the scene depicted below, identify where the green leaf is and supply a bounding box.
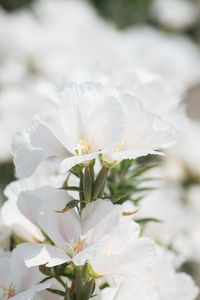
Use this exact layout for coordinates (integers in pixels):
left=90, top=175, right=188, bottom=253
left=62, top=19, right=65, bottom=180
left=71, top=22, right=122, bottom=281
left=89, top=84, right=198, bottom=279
left=129, top=164, right=158, bottom=179
left=83, top=166, right=92, bottom=203
left=39, top=276, right=52, bottom=284
left=135, top=218, right=162, bottom=225
left=60, top=186, right=81, bottom=191
left=92, top=167, right=108, bottom=200
left=10, top=234, right=23, bottom=250
left=47, top=288, right=66, bottom=296
left=56, top=200, right=80, bottom=213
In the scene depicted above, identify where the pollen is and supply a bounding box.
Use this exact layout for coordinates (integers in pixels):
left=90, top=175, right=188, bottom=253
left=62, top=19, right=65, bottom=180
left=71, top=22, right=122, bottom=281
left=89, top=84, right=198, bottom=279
left=75, top=139, right=92, bottom=155
left=114, top=140, right=125, bottom=152
left=104, top=251, right=113, bottom=256
left=73, top=236, right=86, bottom=254
left=0, top=283, right=17, bottom=299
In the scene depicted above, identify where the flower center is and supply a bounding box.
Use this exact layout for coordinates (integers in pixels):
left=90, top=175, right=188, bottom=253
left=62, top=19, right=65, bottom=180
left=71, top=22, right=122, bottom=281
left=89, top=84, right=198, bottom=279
left=0, top=283, right=17, bottom=299
left=75, top=140, right=91, bottom=155
left=114, top=140, right=125, bottom=152
left=73, top=236, right=86, bottom=254
left=104, top=251, right=113, bottom=256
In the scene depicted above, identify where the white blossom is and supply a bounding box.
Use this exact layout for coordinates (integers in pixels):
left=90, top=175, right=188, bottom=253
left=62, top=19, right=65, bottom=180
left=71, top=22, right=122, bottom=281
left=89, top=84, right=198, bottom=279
left=15, top=188, right=156, bottom=279
left=13, top=82, right=176, bottom=177
left=0, top=248, right=51, bottom=300
left=121, top=26, right=200, bottom=90
left=151, top=0, right=198, bottom=30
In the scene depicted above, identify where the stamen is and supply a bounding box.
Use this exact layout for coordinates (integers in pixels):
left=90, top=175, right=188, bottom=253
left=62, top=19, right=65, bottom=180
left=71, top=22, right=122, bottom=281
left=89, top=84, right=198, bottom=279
left=0, top=283, right=17, bottom=299
left=104, top=251, right=113, bottom=257
left=75, top=140, right=92, bottom=155
left=73, top=236, right=86, bottom=254
left=114, top=140, right=125, bottom=152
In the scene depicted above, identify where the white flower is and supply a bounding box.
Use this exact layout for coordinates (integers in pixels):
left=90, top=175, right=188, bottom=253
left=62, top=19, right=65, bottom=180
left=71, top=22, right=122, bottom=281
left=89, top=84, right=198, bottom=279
left=145, top=246, right=199, bottom=300
left=151, top=0, right=198, bottom=30
left=0, top=248, right=50, bottom=300
left=103, top=90, right=176, bottom=164
left=0, top=85, right=56, bottom=163
left=137, top=183, right=190, bottom=246
left=15, top=188, right=156, bottom=279
left=1, top=174, right=65, bottom=243
left=13, top=82, right=176, bottom=177
left=166, top=120, right=200, bottom=179
left=121, top=27, right=200, bottom=90
left=99, top=246, right=198, bottom=300
left=63, top=65, right=186, bottom=130
left=101, top=279, right=159, bottom=300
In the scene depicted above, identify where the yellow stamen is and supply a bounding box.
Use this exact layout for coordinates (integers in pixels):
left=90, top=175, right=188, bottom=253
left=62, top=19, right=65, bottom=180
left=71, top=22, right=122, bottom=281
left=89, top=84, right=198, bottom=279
left=114, top=140, right=125, bottom=152
left=75, top=140, right=92, bottom=155
left=73, top=236, right=86, bottom=254
left=104, top=251, right=113, bottom=257
left=0, top=283, right=17, bottom=298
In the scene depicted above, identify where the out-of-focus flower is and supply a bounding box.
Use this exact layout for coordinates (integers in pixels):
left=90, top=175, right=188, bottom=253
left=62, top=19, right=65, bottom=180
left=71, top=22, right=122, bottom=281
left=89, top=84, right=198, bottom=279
left=0, top=85, right=56, bottom=163
left=0, top=248, right=50, bottom=299
left=165, top=120, right=200, bottom=180
left=137, top=183, right=190, bottom=247
left=0, top=217, right=11, bottom=251
left=151, top=0, right=198, bottom=31
left=100, top=246, right=198, bottom=300
left=121, top=27, right=200, bottom=90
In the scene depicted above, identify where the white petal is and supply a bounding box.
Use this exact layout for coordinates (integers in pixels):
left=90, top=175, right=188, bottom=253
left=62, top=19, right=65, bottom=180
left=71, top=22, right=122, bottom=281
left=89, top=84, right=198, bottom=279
left=60, top=82, right=124, bottom=152
left=11, top=245, right=43, bottom=291
left=81, top=199, right=115, bottom=234
left=1, top=199, right=44, bottom=243
left=82, top=199, right=139, bottom=246
left=110, top=149, right=163, bottom=162
left=12, top=115, right=70, bottom=178
left=72, top=242, right=102, bottom=266
left=60, top=152, right=101, bottom=171
left=114, top=279, right=159, bottom=300
left=0, top=257, right=12, bottom=287
left=12, top=281, right=51, bottom=300
left=30, top=115, right=70, bottom=159
left=12, top=130, right=47, bottom=178
left=91, top=238, right=156, bottom=278
left=15, top=243, right=69, bottom=268
left=119, top=93, right=176, bottom=152
left=35, top=188, right=81, bottom=248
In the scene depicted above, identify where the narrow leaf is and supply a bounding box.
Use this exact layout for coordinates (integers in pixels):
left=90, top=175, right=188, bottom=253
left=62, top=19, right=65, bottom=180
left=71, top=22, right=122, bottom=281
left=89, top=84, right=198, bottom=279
left=56, top=200, right=80, bottom=213
left=135, top=218, right=162, bottom=225
left=47, top=288, right=66, bottom=296
left=122, top=208, right=140, bottom=216
left=60, top=186, right=81, bottom=191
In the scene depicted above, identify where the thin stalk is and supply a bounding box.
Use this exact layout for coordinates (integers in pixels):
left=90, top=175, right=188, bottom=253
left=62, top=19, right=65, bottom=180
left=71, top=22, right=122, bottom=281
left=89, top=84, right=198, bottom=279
left=79, top=170, right=85, bottom=213
left=75, top=268, right=83, bottom=300
left=55, top=276, right=66, bottom=289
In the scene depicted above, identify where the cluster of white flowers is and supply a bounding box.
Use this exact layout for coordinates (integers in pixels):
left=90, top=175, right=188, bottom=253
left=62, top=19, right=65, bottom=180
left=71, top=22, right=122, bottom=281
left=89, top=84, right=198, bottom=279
left=0, top=0, right=200, bottom=299
left=151, top=0, right=198, bottom=31
left=1, top=0, right=200, bottom=162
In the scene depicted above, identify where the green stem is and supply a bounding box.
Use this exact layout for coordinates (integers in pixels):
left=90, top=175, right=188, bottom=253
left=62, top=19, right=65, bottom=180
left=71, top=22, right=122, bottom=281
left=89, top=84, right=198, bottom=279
left=64, top=288, right=71, bottom=300
left=83, top=279, right=95, bottom=300
left=55, top=276, right=66, bottom=289
left=79, top=171, right=85, bottom=213
left=75, top=268, right=83, bottom=300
